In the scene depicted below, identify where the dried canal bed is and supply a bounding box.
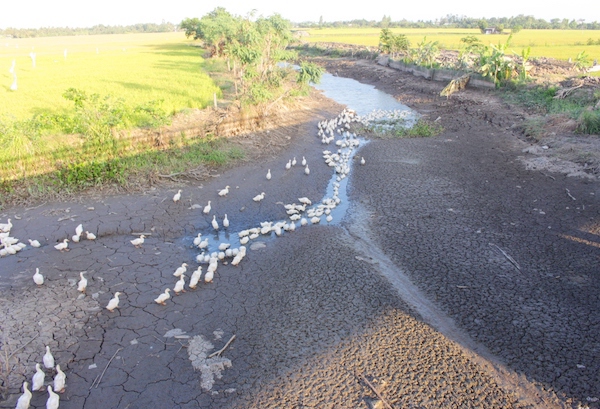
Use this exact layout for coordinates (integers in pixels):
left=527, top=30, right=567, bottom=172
left=0, top=64, right=588, bottom=409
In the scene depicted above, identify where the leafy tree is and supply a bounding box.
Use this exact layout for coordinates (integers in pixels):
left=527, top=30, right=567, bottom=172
left=181, top=8, right=238, bottom=57
left=478, top=20, right=488, bottom=33
left=180, top=18, right=201, bottom=39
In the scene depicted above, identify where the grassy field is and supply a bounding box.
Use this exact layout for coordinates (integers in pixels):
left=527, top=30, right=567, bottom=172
left=302, top=27, right=600, bottom=62
left=0, top=32, right=244, bottom=206
left=0, top=32, right=221, bottom=120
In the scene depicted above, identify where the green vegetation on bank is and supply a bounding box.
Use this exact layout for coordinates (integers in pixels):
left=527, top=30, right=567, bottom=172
left=351, top=117, right=444, bottom=139
left=504, top=86, right=600, bottom=136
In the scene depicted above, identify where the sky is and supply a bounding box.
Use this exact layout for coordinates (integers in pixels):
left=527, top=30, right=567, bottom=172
left=1, top=0, right=598, bottom=29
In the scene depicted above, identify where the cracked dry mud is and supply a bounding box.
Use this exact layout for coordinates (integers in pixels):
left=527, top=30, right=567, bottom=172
left=1, top=58, right=599, bottom=409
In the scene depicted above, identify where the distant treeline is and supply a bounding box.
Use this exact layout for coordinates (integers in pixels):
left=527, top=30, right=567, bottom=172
left=297, top=14, right=600, bottom=30
left=0, top=22, right=177, bottom=38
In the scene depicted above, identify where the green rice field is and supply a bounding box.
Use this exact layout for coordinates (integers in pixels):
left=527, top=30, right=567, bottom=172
left=303, top=27, right=600, bottom=62
left=0, top=32, right=221, bottom=120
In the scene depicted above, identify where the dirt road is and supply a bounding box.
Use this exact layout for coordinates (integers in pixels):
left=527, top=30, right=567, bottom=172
left=0, top=58, right=598, bottom=409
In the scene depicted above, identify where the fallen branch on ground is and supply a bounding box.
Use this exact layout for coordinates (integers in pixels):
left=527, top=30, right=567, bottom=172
left=356, top=372, right=394, bottom=409
left=440, top=74, right=471, bottom=98
left=490, top=243, right=521, bottom=272
left=208, top=335, right=236, bottom=358
left=553, top=82, right=583, bottom=99
left=91, top=347, right=123, bottom=389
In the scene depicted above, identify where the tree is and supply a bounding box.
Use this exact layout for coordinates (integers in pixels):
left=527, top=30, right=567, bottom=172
left=380, top=15, right=391, bottom=28
left=180, top=8, right=238, bottom=56
left=180, top=18, right=201, bottom=39
left=478, top=20, right=488, bottom=33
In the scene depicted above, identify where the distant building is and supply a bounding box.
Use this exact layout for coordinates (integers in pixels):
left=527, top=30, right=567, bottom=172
left=484, top=27, right=500, bottom=34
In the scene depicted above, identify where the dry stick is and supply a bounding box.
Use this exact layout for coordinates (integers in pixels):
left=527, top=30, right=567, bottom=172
left=208, top=335, right=236, bottom=358
left=357, top=372, right=394, bottom=409
left=490, top=243, right=522, bottom=272
left=91, top=347, right=123, bottom=389
left=57, top=215, right=78, bottom=222
left=566, top=188, right=577, bottom=201
left=7, top=334, right=38, bottom=361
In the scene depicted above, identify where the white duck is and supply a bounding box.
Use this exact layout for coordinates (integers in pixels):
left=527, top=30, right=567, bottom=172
left=54, top=239, right=69, bottom=252
left=77, top=272, right=87, bottom=293
left=130, top=235, right=145, bottom=248
left=285, top=160, right=291, bottom=170
left=198, top=237, right=209, bottom=249
left=28, top=239, right=41, bottom=248
left=211, top=215, right=219, bottom=230
left=203, top=201, right=211, bottom=214
left=173, top=189, right=182, bottom=202
left=154, top=288, right=171, bottom=305
left=53, top=364, right=66, bottom=393
left=75, top=224, right=83, bottom=237
left=32, top=363, right=45, bottom=391
left=266, top=169, right=271, bottom=180
left=85, top=231, right=96, bottom=240
left=218, top=185, right=230, bottom=197
left=33, top=268, right=44, bottom=286
left=298, top=197, right=312, bottom=205
left=189, top=267, right=202, bottom=289
left=253, top=192, right=265, bottom=202
left=193, top=233, right=202, bottom=247
left=43, top=345, right=54, bottom=369
left=173, top=263, right=188, bottom=277
left=106, top=292, right=121, bottom=312
left=304, top=165, right=310, bottom=175
left=360, top=156, right=366, bottom=165
left=46, top=385, right=60, bottom=409
left=0, top=219, right=12, bottom=233
left=223, top=214, right=229, bottom=228
left=204, top=269, right=214, bottom=283
left=173, top=274, right=186, bottom=294
left=71, top=234, right=80, bottom=243
left=15, top=381, right=32, bottom=409
left=302, top=156, right=307, bottom=166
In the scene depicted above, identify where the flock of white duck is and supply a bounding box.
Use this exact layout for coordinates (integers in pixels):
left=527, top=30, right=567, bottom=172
left=15, top=345, right=65, bottom=409
left=2, top=107, right=410, bottom=408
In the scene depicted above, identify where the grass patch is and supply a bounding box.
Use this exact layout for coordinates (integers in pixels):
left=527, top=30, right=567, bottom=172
left=352, top=117, right=443, bottom=138
left=0, top=134, right=245, bottom=208
left=394, top=118, right=444, bottom=137
left=504, top=85, right=592, bottom=116
left=520, top=117, right=547, bottom=140
left=577, top=110, right=600, bottom=134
